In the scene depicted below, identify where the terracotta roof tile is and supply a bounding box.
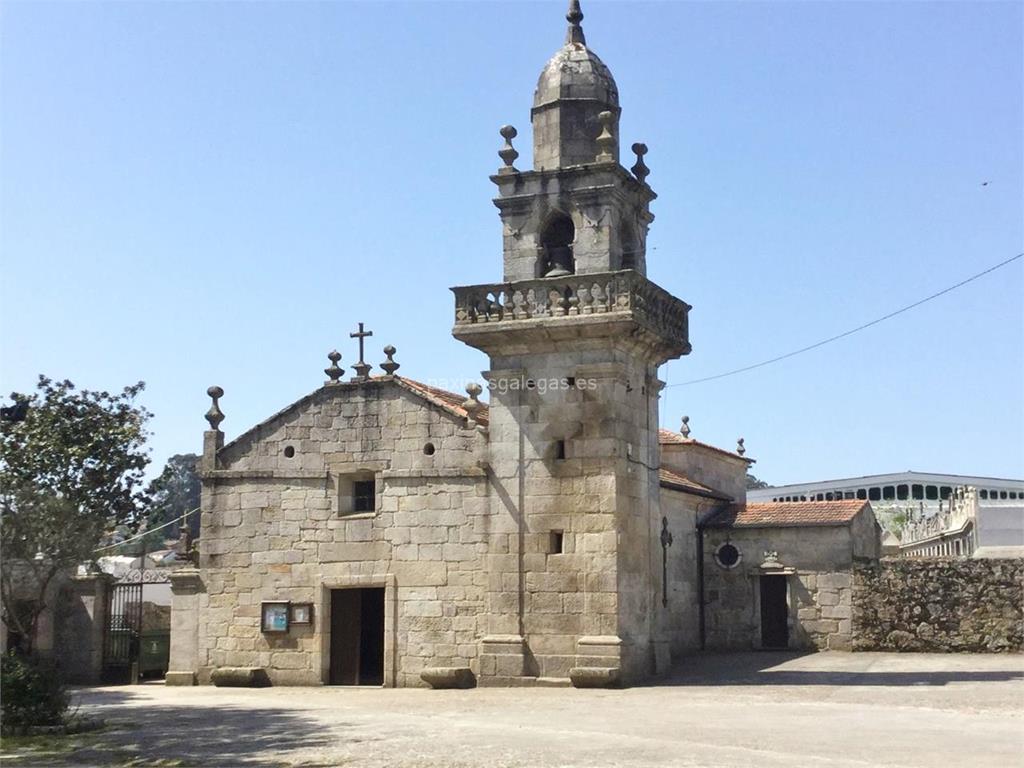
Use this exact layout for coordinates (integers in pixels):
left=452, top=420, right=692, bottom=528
left=701, top=500, right=868, bottom=528
left=658, top=468, right=732, bottom=501
left=396, top=377, right=489, bottom=427
left=658, top=428, right=752, bottom=463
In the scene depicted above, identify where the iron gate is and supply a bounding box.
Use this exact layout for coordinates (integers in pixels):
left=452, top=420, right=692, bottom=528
left=103, top=581, right=143, bottom=683
left=102, top=568, right=172, bottom=683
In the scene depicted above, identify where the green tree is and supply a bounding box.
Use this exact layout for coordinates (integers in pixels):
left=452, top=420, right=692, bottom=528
left=0, top=376, right=151, bottom=653
left=746, top=473, right=770, bottom=490
left=124, top=453, right=201, bottom=555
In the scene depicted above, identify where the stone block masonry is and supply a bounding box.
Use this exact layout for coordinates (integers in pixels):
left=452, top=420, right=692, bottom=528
left=852, top=558, right=1023, bottom=652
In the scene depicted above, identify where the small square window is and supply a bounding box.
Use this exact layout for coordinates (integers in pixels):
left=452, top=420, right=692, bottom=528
left=882, top=486, right=895, bottom=500
left=925, top=486, right=938, bottom=500
left=912, top=484, right=924, bottom=500
left=897, top=485, right=908, bottom=500
left=353, top=480, right=375, bottom=512
left=868, top=487, right=881, bottom=501
left=549, top=530, right=564, bottom=554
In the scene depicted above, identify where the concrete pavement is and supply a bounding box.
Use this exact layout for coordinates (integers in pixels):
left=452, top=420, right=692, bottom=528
left=7, top=652, right=1023, bottom=767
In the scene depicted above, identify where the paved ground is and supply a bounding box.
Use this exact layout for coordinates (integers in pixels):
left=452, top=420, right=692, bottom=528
left=4, top=652, right=1022, bottom=767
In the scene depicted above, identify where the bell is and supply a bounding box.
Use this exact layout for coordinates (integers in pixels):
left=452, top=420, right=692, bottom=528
left=544, top=244, right=574, bottom=277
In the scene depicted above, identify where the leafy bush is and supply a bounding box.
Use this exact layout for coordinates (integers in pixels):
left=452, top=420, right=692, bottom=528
left=1, top=652, right=69, bottom=732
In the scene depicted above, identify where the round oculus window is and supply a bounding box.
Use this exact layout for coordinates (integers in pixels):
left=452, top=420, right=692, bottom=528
left=715, top=542, right=741, bottom=569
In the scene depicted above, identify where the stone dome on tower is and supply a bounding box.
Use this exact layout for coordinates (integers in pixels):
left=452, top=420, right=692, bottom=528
left=533, top=40, right=619, bottom=112
left=530, top=0, right=621, bottom=170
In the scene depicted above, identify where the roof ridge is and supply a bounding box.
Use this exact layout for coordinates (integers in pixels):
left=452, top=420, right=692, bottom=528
left=658, top=427, right=752, bottom=463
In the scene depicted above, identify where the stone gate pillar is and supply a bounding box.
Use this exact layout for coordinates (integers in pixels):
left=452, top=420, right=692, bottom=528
left=166, top=567, right=203, bottom=686
left=56, top=572, right=113, bottom=684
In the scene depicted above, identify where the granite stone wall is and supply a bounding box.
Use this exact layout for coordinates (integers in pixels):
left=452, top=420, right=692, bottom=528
left=194, top=380, right=490, bottom=687
left=852, top=558, right=1024, bottom=652
left=701, top=525, right=860, bottom=651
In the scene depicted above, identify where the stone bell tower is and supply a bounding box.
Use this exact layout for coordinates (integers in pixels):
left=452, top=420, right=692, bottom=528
left=452, top=0, right=691, bottom=685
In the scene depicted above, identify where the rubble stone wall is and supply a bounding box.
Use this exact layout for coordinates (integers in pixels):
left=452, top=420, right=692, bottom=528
left=852, top=558, right=1023, bottom=652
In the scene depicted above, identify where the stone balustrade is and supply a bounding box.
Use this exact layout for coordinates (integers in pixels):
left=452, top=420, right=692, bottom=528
left=452, top=270, right=690, bottom=352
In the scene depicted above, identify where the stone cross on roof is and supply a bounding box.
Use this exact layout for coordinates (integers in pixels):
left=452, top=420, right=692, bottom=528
left=350, top=322, right=373, bottom=380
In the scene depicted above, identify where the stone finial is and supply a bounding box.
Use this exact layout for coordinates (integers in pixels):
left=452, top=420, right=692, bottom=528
left=680, top=415, right=691, bottom=438
left=737, top=438, right=746, bottom=456
left=631, top=142, right=650, bottom=183
left=566, top=0, right=586, bottom=45
left=205, top=386, right=225, bottom=431
left=176, top=527, right=194, bottom=563
left=325, top=350, right=344, bottom=383
left=462, top=382, right=483, bottom=426
left=498, top=125, right=519, bottom=174
left=762, top=551, right=782, bottom=569
left=595, top=111, right=615, bottom=163
left=380, top=345, right=400, bottom=376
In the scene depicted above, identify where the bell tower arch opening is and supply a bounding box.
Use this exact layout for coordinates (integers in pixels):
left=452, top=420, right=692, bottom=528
left=619, top=220, right=638, bottom=271
left=540, top=212, right=576, bottom=277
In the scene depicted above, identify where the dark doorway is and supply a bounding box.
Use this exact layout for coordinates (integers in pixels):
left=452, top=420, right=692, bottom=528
left=759, top=576, right=789, bottom=649
left=329, top=588, right=385, bottom=686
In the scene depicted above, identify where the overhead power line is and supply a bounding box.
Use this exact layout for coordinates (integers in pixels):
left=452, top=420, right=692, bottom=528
left=669, top=251, right=1023, bottom=387
left=92, top=507, right=201, bottom=553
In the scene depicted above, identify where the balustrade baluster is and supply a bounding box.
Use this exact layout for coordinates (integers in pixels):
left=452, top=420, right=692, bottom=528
left=567, top=287, right=581, bottom=316
left=550, top=288, right=566, bottom=317
left=512, top=289, right=527, bottom=319
left=577, top=284, right=591, bottom=314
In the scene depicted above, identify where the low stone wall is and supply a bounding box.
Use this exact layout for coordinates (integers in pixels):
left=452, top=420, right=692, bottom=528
left=852, top=558, right=1023, bottom=652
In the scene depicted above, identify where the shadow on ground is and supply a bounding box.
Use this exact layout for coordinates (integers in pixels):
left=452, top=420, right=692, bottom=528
left=2, top=688, right=337, bottom=767
left=651, top=651, right=1024, bottom=687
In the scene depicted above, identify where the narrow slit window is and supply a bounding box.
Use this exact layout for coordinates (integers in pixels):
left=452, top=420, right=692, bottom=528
left=555, top=440, right=566, bottom=460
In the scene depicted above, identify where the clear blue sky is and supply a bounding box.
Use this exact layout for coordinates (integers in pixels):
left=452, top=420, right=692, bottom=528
left=2, top=1, right=1021, bottom=486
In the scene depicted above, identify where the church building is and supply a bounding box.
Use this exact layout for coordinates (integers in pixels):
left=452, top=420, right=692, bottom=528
left=166, top=1, right=880, bottom=689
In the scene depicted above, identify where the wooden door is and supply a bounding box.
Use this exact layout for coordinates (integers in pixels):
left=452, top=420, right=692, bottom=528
left=329, top=588, right=384, bottom=685
left=759, top=576, right=789, bottom=649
